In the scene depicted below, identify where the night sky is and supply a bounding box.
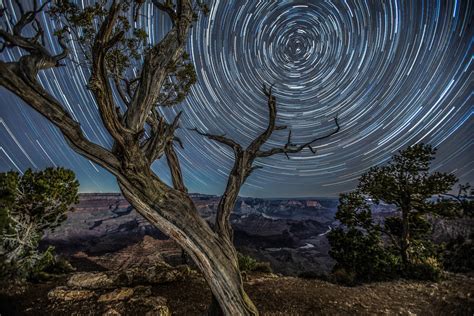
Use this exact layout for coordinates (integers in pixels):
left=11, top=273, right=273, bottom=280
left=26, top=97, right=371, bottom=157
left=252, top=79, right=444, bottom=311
left=0, top=0, right=473, bottom=198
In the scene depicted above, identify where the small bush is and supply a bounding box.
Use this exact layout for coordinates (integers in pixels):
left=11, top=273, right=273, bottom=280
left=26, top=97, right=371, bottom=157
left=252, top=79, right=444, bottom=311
left=252, top=262, right=272, bottom=273
left=28, top=247, right=75, bottom=282
left=331, top=268, right=356, bottom=286
left=238, top=253, right=257, bottom=272
left=237, top=253, right=272, bottom=273
left=404, top=261, right=442, bottom=281
left=443, top=234, right=474, bottom=273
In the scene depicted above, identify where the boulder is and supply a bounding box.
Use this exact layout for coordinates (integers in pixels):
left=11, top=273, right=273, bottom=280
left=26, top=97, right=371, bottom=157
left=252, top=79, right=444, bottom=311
left=144, top=297, right=170, bottom=316
left=48, top=286, right=95, bottom=301
left=117, top=264, right=191, bottom=286
left=98, top=288, right=134, bottom=302
left=67, top=264, right=191, bottom=290
left=67, top=272, right=116, bottom=289
left=102, top=308, right=122, bottom=316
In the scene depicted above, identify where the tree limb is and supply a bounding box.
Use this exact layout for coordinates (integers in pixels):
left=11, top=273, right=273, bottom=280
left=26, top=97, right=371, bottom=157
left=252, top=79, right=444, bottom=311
left=124, top=0, right=194, bottom=133
left=247, top=83, right=277, bottom=153
left=189, top=128, right=242, bottom=153
left=88, top=2, right=130, bottom=146
left=142, top=111, right=183, bottom=164
left=0, top=61, right=121, bottom=175
left=165, top=141, right=188, bottom=192
left=152, top=0, right=178, bottom=24
left=256, top=117, right=340, bottom=158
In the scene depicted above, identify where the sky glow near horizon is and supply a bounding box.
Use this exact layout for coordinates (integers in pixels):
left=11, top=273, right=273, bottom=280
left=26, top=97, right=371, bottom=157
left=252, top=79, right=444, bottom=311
left=0, top=0, right=473, bottom=198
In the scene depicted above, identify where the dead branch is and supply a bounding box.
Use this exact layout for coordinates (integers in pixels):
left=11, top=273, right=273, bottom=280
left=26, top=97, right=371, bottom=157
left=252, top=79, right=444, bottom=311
left=189, top=128, right=242, bottom=153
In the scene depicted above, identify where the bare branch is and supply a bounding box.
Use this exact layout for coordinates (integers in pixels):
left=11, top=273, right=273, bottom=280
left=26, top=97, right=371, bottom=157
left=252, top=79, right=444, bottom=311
left=142, top=111, right=183, bottom=164
left=174, top=136, right=184, bottom=149
left=247, top=83, right=278, bottom=153
left=165, top=142, right=187, bottom=193
left=190, top=128, right=242, bottom=153
left=256, top=117, right=340, bottom=158
left=114, top=77, right=130, bottom=107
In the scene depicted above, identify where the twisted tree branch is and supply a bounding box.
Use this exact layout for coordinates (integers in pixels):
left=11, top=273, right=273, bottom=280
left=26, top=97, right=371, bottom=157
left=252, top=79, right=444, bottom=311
left=256, top=117, right=340, bottom=158
left=189, top=128, right=242, bottom=153
left=125, top=0, right=194, bottom=133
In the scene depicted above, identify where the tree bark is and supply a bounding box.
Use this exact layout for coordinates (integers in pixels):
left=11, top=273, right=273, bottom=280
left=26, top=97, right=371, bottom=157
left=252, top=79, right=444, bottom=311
left=400, top=209, right=410, bottom=269
left=117, top=173, right=258, bottom=316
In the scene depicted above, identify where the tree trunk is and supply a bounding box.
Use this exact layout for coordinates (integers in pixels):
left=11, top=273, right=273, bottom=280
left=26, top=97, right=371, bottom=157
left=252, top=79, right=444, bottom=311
left=118, top=174, right=258, bottom=316
left=400, top=209, right=410, bottom=269
left=208, top=295, right=224, bottom=316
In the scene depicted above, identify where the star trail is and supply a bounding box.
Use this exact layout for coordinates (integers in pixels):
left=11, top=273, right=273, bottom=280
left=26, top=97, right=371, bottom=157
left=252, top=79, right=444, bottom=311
left=0, top=0, right=473, bottom=197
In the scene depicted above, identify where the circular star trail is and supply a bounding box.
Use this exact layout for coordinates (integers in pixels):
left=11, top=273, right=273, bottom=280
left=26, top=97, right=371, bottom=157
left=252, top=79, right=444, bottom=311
left=0, top=0, right=473, bottom=197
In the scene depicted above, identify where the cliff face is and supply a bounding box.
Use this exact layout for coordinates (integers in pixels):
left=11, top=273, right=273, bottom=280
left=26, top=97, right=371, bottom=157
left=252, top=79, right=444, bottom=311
left=43, top=193, right=472, bottom=275
left=43, top=194, right=342, bottom=274
left=431, top=217, right=474, bottom=242
left=44, top=194, right=166, bottom=255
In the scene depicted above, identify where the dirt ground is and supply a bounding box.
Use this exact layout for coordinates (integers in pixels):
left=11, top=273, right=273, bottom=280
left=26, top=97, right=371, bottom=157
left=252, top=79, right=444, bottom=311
left=1, top=271, right=473, bottom=315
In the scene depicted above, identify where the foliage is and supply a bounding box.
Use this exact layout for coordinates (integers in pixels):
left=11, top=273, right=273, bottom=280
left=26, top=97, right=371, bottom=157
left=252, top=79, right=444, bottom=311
left=0, top=168, right=79, bottom=281
left=442, top=233, right=474, bottom=273
left=438, top=183, right=474, bottom=218
left=237, top=253, right=272, bottom=273
left=327, top=192, right=399, bottom=284
left=328, top=144, right=458, bottom=283
left=48, top=0, right=197, bottom=108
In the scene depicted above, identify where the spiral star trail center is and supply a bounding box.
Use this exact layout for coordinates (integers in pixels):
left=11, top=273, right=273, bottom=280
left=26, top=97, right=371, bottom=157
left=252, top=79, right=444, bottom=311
left=0, top=0, right=472, bottom=197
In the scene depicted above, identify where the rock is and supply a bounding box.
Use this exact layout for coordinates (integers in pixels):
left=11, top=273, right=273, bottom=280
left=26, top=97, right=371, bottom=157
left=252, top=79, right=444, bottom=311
left=102, top=308, right=122, bottom=316
left=98, top=288, right=134, bottom=302
left=142, top=296, right=170, bottom=316
left=131, top=285, right=152, bottom=297
left=66, top=264, right=190, bottom=292
left=48, top=286, right=95, bottom=301
left=68, top=272, right=116, bottom=289
left=118, top=264, right=190, bottom=286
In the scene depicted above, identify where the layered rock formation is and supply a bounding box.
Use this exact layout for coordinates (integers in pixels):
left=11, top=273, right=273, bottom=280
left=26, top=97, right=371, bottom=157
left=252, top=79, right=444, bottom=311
left=43, top=193, right=471, bottom=275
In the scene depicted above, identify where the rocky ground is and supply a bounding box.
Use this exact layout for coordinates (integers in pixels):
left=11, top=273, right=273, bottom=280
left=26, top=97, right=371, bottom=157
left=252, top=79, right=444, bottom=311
left=1, top=267, right=473, bottom=315
left=3, top=194, right=471, bottom=315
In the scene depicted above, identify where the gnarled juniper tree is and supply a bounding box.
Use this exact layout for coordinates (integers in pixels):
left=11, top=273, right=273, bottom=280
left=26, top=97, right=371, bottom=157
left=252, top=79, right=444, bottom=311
left=0, top=168, right=78, bottom=280
left=0, top=1, right=338, bottom=314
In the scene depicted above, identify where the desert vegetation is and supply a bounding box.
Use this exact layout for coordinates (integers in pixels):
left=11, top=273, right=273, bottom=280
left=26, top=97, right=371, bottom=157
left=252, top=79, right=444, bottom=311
left=328, top=144, right=472, bottom=285
left=0, top=168, right=78, bottom=281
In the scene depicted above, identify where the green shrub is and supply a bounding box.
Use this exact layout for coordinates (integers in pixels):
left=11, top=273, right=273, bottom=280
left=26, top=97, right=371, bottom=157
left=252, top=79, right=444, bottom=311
left=331, top=268, right=356, bottom=286
left=237, top=253, right=272, bottom=273
left=252, top=262, right=272, bottom=273
left=327, top=192, right=399, bottom=283
left=238, top=253, right=257, bottom=272
left=405, top=260, right=442, bottom=281
left=0, top=168, right=78, bottom=281
left=443, top=234, right=474, bottom=273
